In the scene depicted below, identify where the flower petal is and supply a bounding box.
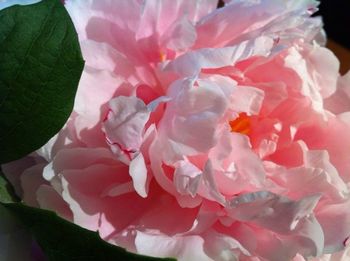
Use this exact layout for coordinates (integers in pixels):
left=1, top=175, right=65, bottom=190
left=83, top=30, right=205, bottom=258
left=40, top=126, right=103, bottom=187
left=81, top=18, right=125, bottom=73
left=135, top=232, right=212, bottom=261
left=103, top=96, right=150, bottom=154
left=165, top=36, right=273, bottom=77
left=129, top=153, right=149, bottom=198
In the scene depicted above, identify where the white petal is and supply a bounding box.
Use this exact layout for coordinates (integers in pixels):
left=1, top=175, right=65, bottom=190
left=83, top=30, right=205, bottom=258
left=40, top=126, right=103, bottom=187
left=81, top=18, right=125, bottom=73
left=165, top=36, right=273, bottom=77
left=129, top=153, right=149, bottom=198
left=135, top=231, right=213, bottom=261
left=173, top=160, right=201, bottom=197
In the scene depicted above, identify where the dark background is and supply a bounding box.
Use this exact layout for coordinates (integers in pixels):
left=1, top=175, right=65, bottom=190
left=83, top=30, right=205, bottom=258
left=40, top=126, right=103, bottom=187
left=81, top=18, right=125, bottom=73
left=318, top=0, right=350, bottom=49
left=217, top=0, right=350, bottom=73
left=217, top=0, right=350, bottom=49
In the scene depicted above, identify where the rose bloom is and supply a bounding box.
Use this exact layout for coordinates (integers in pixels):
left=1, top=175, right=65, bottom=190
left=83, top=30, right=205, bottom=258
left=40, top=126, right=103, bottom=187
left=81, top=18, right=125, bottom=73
left=3, top=0, right=350, bottom=260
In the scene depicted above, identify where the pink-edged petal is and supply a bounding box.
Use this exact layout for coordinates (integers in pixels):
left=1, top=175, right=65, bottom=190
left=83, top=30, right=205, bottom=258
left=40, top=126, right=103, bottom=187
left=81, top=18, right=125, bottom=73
left=103, top=96, right=150, bottom=154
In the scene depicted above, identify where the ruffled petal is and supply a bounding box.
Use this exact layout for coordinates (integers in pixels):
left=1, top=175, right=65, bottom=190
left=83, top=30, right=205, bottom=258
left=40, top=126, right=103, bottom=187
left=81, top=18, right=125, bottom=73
left=195, top=0, right=318, bottom=48
left=102, top=96, right=151, bottom=156
left=165, top=36, right=273, bottom=77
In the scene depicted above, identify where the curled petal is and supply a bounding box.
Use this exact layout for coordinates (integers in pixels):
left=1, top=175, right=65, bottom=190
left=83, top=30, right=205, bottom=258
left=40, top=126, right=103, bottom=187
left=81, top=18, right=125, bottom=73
left=165, top=36, right=273, bottom=77
left=103, top=96, right=150, bottom=154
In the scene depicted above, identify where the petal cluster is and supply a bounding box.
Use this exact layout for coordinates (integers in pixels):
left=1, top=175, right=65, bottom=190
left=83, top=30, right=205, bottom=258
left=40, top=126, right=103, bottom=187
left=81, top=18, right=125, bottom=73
left=3, top=0, right=350, bottom=260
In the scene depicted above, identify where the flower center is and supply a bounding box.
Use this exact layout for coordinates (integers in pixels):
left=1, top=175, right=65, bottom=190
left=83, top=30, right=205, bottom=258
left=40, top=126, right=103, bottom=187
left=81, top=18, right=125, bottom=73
left=229, top=112, right=251, bottom=135
left=159, top=51, right=167, bottom=62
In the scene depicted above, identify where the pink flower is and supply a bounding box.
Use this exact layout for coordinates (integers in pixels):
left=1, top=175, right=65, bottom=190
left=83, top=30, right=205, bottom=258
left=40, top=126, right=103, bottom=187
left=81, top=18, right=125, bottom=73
left=3, top=0, right=350, bottom=260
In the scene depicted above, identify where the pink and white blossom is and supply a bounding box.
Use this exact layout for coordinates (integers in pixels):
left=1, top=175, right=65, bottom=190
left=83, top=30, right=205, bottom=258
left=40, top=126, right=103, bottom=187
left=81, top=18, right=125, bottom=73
left=3, top=0, right=350, bottom=260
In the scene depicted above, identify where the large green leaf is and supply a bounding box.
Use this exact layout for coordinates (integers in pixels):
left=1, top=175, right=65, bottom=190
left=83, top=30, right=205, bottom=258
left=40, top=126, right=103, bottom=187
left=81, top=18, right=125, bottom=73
left=3, top=203, right=176, bottom=261
left=0, top=0, right=84, bottom=163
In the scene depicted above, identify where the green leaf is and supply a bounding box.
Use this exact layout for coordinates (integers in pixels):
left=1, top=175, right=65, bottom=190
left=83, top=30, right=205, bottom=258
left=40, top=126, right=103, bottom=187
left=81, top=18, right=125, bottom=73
left=3, top=203, right=176, bottom=261
left=0, top=0, right=84, bottom=163
left=0, top=169, right=19, bottom=203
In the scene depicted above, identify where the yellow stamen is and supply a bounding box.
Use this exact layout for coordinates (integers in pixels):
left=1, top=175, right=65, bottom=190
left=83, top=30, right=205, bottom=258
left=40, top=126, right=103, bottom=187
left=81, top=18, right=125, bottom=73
left=159, top=51, right=166, bottom=62
left=229, top=112, right=251, bottom=135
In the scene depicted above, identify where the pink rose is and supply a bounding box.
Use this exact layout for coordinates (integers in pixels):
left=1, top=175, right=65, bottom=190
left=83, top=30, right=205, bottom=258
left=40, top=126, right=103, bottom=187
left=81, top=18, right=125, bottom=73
left=3, top=0, right=350, bottom=260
